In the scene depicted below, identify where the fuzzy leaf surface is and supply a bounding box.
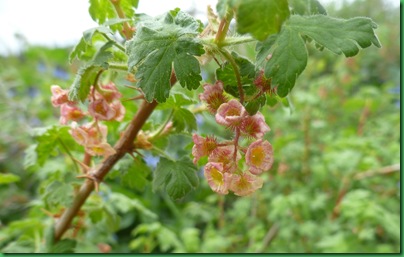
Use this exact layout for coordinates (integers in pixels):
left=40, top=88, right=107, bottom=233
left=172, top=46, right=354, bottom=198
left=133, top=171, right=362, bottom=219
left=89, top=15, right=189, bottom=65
left=126, top=11, right=204, bottom=102
left=153, top=157, right=199, bottom=200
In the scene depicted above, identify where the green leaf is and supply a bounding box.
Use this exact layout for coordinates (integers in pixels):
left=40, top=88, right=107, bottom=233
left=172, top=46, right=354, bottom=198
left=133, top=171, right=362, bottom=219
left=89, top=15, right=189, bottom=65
left=244, top=94, right=266, bottom=115
left=32, top=126, right=73, bottom=166
left=289, top=0, right=327, bottom=15
left=0, top=173, right=20, bottom=184
left=43, top=181, right=74, bottom=207
left=126, top=10, right=204, bottom=102
left=153, top=157, right=199, bottom=200
left=49, top=239, right=76, bottom=253
left=259, top=15, right=381, bottom=97
left=264, top=27, right=308, bottom=97
left=232, top=0, right=290, bottom=41
left=216, top=52, right=256, bottom=97
left=115, top=158, right=151, bottom=191
left=69, top=41, right=113, bottom=102
left=172, top=108, right=197, bottom=133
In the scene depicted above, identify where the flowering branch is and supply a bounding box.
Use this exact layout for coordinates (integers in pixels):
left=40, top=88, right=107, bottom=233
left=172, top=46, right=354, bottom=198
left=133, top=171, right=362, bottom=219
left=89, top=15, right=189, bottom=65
left=53, top=73, right=177, bottom=242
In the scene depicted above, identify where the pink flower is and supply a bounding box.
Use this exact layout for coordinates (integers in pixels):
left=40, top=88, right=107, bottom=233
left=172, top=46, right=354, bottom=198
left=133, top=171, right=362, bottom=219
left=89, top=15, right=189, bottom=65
left=85, top=142, right=116, bottom=158
left=110, top=100, right=126, bottom=121
left=208, top=145, right=240, bottom=173
left=192, top=134, right=218, bottom=164
left=215, top=99, right=246, bottom=128
left=199, top=81, right=228, bottom=113
left=98, top=82, right=122, bottom=103
left=229, top=172, right=263, bottom=196
left=240, top=112, right=270, bottom=139
left=204, top=162, right=231, bottom=195
left=88, top=98, right=116, bottom=121
left=59, top=103, right=86, bottom=125
left=245, top=139, right=274, bottom=175
left=51, top=85, right=70, bottom=107
left=69, top=122, right=108, bottom=146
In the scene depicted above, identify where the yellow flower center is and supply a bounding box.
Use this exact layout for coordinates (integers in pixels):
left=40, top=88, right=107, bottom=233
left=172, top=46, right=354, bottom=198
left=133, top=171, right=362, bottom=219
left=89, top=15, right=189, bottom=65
left=251, top=147, right=264, bottom=166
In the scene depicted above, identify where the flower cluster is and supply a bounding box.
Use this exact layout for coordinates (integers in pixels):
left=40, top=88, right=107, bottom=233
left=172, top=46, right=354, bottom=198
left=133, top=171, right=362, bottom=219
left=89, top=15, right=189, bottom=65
left=193, top=81, right=274, bottom=196
left=50, top=83, right=126, bottom=158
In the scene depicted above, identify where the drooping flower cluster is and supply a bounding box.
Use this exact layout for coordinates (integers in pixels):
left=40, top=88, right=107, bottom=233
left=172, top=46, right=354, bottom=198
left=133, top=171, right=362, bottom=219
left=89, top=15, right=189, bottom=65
left=193, top=81, right=274, bottom=196
left=50, top=83, right=126, bottom=158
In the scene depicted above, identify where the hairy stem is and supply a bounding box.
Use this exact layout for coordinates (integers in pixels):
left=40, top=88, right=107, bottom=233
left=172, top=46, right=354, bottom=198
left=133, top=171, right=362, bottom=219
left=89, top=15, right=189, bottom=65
left=215, top=10, right=233, bottom=46
left=218, top=49, right=244, bottom=103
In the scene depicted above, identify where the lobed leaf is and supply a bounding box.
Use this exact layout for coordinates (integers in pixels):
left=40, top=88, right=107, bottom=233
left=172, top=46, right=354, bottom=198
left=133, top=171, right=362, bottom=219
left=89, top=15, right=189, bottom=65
left=126, top=10, right=204, bottom=103
left=152, top=157, right=199, bottom=200
left=258, top=15, right=381, bottom=97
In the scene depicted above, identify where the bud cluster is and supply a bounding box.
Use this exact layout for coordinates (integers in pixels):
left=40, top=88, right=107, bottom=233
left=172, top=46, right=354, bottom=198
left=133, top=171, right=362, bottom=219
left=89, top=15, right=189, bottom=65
left=50, top=83, right=126, bottom=158
left=193, top=81, right=274, bottom=196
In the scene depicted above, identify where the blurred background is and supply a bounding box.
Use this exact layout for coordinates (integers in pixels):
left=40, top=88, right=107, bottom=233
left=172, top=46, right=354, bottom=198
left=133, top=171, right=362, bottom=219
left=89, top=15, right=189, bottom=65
left=0, top=0, right=400, bottom=253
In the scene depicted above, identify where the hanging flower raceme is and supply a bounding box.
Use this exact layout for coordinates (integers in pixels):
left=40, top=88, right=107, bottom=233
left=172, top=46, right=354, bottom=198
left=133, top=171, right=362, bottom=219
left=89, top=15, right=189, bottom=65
left=51, top=82, right=125, bottom=159
left=193, top=80, right=274, bottom=197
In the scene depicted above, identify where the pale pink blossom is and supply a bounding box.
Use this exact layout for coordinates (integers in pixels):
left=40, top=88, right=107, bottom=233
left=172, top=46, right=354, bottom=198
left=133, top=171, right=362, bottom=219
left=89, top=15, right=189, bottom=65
left=215, top=99, right=246, bottom=128
left=240, top=112, right=270, bottom=139
left=245, top=139, right=274, bottom=175
left=110, top=100, right=126, bottom=121
left=192, top=134, right=218, bottom=164
left=199, top=81, right=228, bottom=113
left=88, top=98, right=116, bottom=121
left=69, top=122, right=108, bottom=146
left=208, top=145, right=240, bottom=173
left=51, top=85, right=70, bottom=107
left=204, top=162, right=231, bottom=195
left=85, top=142, right=116, bottom=158
left=59, top=103, right=86, bottom=125
left=98, top=82, right=122, bottom=102
left=229, top=172, right=263, bottom=196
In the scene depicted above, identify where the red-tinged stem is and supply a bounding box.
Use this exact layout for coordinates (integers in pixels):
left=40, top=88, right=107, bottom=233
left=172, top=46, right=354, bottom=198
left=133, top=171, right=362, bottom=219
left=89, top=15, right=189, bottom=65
left=110, top=0, right=134, bottom=39
left=233, top=128, right=241, bottom=163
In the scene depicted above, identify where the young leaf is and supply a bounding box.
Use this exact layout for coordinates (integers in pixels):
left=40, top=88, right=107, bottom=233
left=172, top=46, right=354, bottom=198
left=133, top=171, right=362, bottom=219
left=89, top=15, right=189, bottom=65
left=172, top=108, right=197, bottom=133
left=232, top=0, right=290, bottom=41
left=153, top=157, right=199, bottom=200
left=126, top=11, right=204, bottom=103
left=32, top=126, right=73, bottom=166
left=259, top=15, right=381, bottom=97
left=69, top=41, right=114, bottom=102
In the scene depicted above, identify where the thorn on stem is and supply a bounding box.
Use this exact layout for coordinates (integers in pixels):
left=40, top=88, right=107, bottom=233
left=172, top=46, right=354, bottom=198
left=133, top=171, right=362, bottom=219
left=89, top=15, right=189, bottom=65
left=76, top=173, right=101, bottom=192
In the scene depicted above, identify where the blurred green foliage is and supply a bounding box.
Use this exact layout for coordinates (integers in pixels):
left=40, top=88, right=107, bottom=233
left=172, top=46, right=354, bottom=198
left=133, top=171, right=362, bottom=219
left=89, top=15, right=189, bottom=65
left=0, top=0, right=399, bottom=253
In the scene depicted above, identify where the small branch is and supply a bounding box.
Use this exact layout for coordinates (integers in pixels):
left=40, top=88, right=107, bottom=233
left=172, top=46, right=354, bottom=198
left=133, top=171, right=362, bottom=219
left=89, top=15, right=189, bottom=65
left=256, top=223, right=279, bottom=253
left=109, top=0, right=134, bottom=40
left=354, top=164, right=400, bottom=180
left=108, top=63, right=128, bottom=72
left=100, top=32, right=126, bottom=52
left=218, top=49, right=244, bottom=103
left=149, top=109, right=174, bottom=139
